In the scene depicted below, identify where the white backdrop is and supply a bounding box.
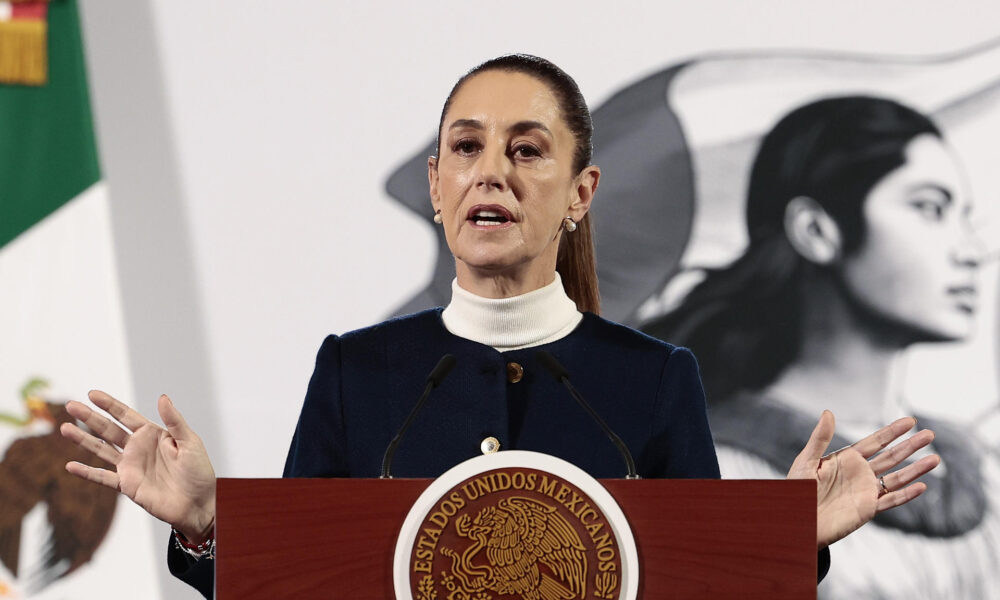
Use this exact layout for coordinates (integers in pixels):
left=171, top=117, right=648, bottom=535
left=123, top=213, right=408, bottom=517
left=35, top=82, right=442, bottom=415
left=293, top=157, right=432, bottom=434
left=75, top=2, right=1000, bottom=597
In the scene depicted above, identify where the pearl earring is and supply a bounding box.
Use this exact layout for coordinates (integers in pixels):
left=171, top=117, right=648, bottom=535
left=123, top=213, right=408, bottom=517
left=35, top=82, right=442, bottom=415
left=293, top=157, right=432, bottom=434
left=563, top=217, right=577, bottom=232
left=433, top=210, right=443, bottom=224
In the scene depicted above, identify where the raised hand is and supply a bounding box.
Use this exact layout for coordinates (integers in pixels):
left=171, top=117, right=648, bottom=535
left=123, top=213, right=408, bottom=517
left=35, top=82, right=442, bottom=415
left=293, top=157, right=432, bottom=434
left=787, top=410, right=940, bottom=549
left=60, top=390, right=216, bottom=543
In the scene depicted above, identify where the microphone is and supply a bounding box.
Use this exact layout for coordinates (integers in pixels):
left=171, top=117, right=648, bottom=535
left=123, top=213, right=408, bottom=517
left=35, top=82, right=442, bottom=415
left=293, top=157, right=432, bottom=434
left=535, top=351, right=640, bottom=479
left=380, top=354, right=457, bottom=479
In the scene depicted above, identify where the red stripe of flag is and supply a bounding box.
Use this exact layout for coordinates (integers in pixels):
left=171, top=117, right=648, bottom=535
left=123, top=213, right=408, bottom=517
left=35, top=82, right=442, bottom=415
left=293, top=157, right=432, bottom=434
left=10, top=2, right=48, bottom=21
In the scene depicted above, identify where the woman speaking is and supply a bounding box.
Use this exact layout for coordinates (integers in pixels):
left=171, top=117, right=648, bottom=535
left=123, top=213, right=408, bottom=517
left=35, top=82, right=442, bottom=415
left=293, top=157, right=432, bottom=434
left=58, top=55, right=938, bottom=599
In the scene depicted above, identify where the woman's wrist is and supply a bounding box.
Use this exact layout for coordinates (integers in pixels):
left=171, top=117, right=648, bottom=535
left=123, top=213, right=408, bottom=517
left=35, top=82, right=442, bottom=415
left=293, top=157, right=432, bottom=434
left=179, top=517, right=215, bottom=546
left=176, top=503, right=216, bottom=545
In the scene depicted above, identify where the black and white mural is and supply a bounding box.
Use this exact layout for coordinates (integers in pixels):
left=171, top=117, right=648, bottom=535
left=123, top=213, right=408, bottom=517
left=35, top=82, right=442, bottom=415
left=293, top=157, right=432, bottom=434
left=388, top=42, right=1000, bottom=598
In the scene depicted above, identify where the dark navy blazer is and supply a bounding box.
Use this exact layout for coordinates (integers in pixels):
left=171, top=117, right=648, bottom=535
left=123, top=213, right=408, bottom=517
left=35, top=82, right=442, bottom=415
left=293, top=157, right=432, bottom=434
left=170, top=309, right=722, bottom=597
left=285, top=309, right=720, bottom=480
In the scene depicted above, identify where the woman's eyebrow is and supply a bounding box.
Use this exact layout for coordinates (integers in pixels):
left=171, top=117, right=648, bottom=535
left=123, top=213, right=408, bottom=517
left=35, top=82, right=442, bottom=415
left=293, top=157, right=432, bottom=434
left=906, top=183, right=953, bottom=203
left=447, top=119, right=553, bottom=138
left=448, top=118, right=484, bottom=131
left=509, top=120, right=552, bottom=137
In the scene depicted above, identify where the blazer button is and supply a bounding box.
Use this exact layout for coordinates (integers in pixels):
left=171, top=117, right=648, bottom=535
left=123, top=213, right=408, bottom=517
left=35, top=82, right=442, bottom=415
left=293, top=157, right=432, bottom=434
left=506, top=362, right=524, bottom=383
left=481, top=436, right=501, bottom=454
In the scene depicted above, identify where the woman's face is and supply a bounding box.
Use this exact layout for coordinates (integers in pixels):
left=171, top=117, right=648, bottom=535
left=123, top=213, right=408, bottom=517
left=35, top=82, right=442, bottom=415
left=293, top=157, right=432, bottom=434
left=839, top=134, right=980, bottom=342
left=428, top=70, right=597, bottom=290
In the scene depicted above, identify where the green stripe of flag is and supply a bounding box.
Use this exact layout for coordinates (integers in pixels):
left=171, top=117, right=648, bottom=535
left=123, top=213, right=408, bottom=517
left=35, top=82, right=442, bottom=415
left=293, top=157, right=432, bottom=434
left=0, top=0, right=101, bottom=249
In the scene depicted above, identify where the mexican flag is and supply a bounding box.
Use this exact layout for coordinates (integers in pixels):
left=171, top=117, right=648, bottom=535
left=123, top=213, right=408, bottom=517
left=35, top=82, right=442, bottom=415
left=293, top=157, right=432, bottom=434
left=0, top=1, right=160, bottom=597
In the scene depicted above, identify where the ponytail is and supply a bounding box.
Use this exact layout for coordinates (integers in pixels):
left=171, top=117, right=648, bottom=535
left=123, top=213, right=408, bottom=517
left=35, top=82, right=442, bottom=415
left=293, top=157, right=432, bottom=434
left=557, top=213, right=600, bottom=314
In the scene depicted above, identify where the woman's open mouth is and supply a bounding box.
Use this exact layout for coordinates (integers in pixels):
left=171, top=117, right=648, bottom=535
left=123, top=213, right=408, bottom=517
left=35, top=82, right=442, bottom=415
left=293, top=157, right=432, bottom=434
left=467, top=205, right=514, bottom=229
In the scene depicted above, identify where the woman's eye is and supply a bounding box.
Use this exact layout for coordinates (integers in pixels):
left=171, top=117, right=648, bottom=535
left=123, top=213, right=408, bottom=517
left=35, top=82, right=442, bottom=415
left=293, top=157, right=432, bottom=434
left=910, top=199, right=946, bottom=221
left=453, top=140, right=480, bottom=155
left=512, top=144, right=541, bottom=159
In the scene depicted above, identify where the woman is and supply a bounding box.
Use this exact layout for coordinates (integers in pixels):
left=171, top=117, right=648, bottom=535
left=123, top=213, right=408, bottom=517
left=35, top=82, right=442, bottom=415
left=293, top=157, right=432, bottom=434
left=643, top=96, right=993, bottom=598
left=59, top=58, right=936, bottom=599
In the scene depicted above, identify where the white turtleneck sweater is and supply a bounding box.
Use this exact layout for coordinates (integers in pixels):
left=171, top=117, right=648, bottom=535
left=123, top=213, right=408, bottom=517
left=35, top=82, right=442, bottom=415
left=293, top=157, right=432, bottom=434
left=440, top=273, right=583, bottom=352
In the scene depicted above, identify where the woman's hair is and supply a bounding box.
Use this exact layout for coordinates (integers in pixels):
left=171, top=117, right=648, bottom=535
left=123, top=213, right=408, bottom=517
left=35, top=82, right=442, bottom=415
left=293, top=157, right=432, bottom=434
left=643, top=96, right=941, bottom=401
left=435, top=54, right=601, bottom=314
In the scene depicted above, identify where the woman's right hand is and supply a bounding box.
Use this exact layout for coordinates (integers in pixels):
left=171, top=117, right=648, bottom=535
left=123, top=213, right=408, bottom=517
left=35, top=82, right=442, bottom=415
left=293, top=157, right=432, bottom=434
left=60, top=390, right=217, bottom=543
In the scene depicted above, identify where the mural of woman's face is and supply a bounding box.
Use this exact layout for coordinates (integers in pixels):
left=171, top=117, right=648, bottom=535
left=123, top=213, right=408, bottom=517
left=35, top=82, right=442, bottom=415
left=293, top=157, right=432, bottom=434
left=839, top=134, right=980, bottom=342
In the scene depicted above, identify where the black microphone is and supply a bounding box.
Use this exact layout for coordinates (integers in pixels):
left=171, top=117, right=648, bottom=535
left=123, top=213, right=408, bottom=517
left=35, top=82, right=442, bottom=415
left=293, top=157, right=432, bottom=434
left=380, top=354, right=457, bottom=479
left=535, top=350, right=639, bottom=479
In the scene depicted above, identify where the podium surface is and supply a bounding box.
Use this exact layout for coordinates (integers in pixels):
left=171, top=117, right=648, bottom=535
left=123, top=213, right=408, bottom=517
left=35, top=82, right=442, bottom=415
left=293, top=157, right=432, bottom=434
left=216, top=478, right=815, bottom=599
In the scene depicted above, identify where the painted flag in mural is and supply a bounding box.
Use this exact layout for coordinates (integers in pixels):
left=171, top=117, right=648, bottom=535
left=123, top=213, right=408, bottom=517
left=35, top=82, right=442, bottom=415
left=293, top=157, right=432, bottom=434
left=0, top=0, right=161, bottom=597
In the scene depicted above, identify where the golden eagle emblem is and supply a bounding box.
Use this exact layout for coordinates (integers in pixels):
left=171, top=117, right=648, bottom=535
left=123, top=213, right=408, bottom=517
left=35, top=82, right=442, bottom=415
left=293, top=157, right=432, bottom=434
left=439, top=496, right=587, bottom=600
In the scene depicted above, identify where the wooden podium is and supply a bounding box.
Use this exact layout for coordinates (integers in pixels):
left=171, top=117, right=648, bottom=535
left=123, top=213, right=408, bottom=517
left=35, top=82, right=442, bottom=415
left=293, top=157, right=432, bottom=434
left=216, top=478, right=816, bottom=599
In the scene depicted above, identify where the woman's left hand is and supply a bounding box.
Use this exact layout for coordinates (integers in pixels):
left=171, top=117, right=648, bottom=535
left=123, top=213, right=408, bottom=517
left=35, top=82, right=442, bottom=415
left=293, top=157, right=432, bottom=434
left=787, top=410, right=940, bottom=549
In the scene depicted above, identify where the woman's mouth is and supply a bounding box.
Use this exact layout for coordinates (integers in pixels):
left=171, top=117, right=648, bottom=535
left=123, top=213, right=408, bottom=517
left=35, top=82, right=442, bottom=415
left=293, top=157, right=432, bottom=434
left=948, top=285, right=978, bottom=314
left=467, top=205, right=514, bottom=228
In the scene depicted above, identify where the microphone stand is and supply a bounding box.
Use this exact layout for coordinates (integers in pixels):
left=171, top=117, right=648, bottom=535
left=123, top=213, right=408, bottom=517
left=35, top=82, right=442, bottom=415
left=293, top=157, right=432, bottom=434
left=380, top=354, right=456, bottom=479
left=536, top=350, right=640, bottom=479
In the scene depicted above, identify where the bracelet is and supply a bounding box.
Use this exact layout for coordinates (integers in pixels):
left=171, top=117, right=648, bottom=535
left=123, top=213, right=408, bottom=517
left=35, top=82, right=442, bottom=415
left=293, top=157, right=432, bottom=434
left=172, top=527, right=216, bottom=560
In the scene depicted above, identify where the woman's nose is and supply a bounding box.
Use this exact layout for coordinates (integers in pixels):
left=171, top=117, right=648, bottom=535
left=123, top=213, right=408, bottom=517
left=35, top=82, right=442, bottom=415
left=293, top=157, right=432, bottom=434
left=952, top=224, right=987, bottom=268
left=475, top=144, right=509, bottom=192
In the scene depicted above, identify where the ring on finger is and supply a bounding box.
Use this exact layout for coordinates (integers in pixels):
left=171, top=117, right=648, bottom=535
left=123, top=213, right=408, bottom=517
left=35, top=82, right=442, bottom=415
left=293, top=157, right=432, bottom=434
left=878, top=476, right=889, bottom=497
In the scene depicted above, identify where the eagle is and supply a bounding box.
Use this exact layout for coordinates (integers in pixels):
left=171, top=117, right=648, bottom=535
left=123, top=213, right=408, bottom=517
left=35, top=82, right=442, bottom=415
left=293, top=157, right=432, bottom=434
left=442, top=496, right=588, bottom=600
left=0, top=379, right=118, bottom=592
